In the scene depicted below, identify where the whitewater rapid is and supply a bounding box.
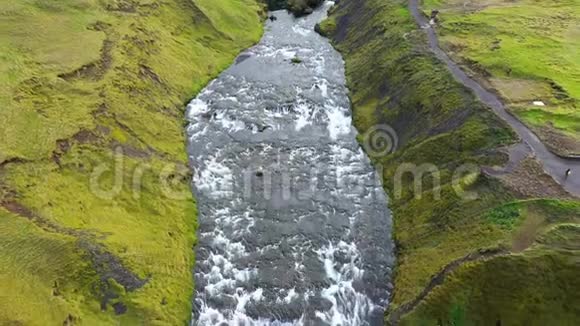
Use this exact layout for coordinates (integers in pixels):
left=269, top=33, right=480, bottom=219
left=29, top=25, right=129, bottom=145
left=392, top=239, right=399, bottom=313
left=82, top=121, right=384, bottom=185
left=186, top=3, right=394, bottom=325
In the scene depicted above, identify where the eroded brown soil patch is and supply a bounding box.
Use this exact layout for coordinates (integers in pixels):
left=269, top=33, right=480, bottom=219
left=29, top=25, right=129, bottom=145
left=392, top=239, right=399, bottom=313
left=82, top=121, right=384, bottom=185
left=495, top=157, right=573, bottom=199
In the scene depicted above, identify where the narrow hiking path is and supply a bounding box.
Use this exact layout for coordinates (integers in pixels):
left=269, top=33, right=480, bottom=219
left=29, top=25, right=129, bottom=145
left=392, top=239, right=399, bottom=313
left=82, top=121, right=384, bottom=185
left=387, top=248, right=508, bottom=325
left=409, top=0, right=580, bottom=197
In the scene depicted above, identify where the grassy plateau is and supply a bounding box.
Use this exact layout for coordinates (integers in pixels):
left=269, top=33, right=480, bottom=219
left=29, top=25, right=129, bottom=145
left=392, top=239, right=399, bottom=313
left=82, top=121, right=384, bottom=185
left=423, top=0, right=580, bottom=156
left=321, top=0, right=580, bottom=324
left=0, top=0, right=263, bottom=324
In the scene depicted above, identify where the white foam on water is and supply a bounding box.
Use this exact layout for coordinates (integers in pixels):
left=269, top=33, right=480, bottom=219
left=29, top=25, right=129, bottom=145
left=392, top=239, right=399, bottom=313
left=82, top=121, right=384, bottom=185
left=319, top=81, right=329, bottom=97
left=326, top=105, right=352, bottom=140
left=293, top=24, right=311, bottom=36
left=187, top=98, right=210, bottom=118
left=193, top=155, right=234, bottom=199
left=318, top=57, right=327, bottom=75
left=236, top=288, right=264, bottom=313
left=294, top=102, right=313, bottom=131
left=283, top=288, right=299, bottom=304
left=187, top=2, right=393, bottom=325
left=259, top=44, right=298, bottom=60
left=197, top=303, right=302, bottom=326
left=315, top=242, right=379, bottom=326
left=215, top=111, right=246, bottom=132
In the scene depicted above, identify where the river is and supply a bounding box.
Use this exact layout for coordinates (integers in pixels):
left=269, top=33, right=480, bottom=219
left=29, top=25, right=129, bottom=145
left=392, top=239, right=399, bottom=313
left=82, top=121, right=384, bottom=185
left=185, top=2, right=394, bottom=325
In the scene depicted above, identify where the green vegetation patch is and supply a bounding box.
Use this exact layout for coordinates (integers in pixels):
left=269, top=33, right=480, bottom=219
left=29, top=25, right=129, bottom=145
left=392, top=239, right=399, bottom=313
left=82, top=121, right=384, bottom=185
left=0, top=0, right=264, bottom=324
left=400, top=206, right=580, bottom=326
left=291, top=56, right=303, bottom=64
left=0, top=209, right=107, bottom=325
left=325, top=0, right=517, bottom=311
left=401, top=248, right=580, bottom=326
left=315, top=16, right=337, bottom=37
left=539, top=223, right=580, bottom=250
left=395, top=198, right=580, bottom=325
left=324, top=0, right=580, bottom=323
left=485, top=203, right=521, bottom=229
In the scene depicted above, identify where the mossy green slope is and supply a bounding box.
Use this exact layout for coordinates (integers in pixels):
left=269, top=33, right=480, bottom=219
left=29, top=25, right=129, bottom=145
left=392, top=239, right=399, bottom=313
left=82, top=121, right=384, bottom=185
left=0, top=0, right=263, bottom=324
left=401, top=200, right=580, bottom=326
left=323, top=0, right=515, bottom=308
left=322, top=0, right=580, bottom=324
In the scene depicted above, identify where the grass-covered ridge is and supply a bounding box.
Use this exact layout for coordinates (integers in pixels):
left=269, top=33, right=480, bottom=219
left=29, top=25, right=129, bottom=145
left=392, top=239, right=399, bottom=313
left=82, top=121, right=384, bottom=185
left=400, top=200, right=580, bottom=325
left=423, top=0, right=580, bottom=156
left=322, top=0, right=515, bottom=307
left=322, top=0, right=580, bottom=323
left=0, top=0, right=264, bottom=324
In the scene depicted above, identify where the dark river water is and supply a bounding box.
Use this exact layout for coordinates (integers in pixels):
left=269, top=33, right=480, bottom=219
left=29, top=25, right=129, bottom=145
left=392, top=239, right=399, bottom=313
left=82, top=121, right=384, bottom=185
left=186, top=3, right=394, bottom=325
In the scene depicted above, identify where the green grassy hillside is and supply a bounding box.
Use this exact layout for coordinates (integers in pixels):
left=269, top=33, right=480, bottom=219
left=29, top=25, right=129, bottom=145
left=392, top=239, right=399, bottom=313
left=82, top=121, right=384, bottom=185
left=0, top=0, right=263, bottom=324
left=401, top=201, right=580, bottom=326
left=321, top=0, right=580, bottom=324
left=423, top=0, right=580, bottom=156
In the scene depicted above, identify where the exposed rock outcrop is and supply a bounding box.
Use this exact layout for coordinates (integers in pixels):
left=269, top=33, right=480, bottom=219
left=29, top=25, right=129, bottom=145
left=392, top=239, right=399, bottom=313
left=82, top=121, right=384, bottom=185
left=267, top=0, right=324, bottom=17
left=288, top=0, right=324, bottom=16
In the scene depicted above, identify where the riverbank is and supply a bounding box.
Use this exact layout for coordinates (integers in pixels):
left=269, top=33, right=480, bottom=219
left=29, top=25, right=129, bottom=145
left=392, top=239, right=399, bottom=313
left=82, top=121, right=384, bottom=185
left=0, top=0, right=263, bottom=324
left=321, top=0, right=580, bottom=324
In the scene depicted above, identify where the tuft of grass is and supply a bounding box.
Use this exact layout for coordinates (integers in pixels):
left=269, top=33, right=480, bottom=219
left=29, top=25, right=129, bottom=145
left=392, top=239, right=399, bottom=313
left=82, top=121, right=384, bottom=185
left=485, top=203, right=521, bottom=229
left=0, top=0, right=264, bottom=324
left=538, top=223, right=580, bottom=250
left=291, top=56, right=303, bottom=64
left=316, top=16, right=337, bottom=37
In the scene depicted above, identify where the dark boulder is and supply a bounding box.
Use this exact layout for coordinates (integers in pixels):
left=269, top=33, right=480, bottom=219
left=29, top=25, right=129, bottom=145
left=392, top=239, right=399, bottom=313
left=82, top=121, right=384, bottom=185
left=314, top=23, right=325, bottom=36
left=112, top=302, right=127, bottom=315
left=287, top=0, right=324, bottom=17
left=267, top=0, right=288, bottom=11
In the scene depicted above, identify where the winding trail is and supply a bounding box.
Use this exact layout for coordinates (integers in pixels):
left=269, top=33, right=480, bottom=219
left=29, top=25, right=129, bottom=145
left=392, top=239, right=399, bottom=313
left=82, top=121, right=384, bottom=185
left=387, top=248, right=508, bottom=325
left=409, top=0, right=580, bottom=197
